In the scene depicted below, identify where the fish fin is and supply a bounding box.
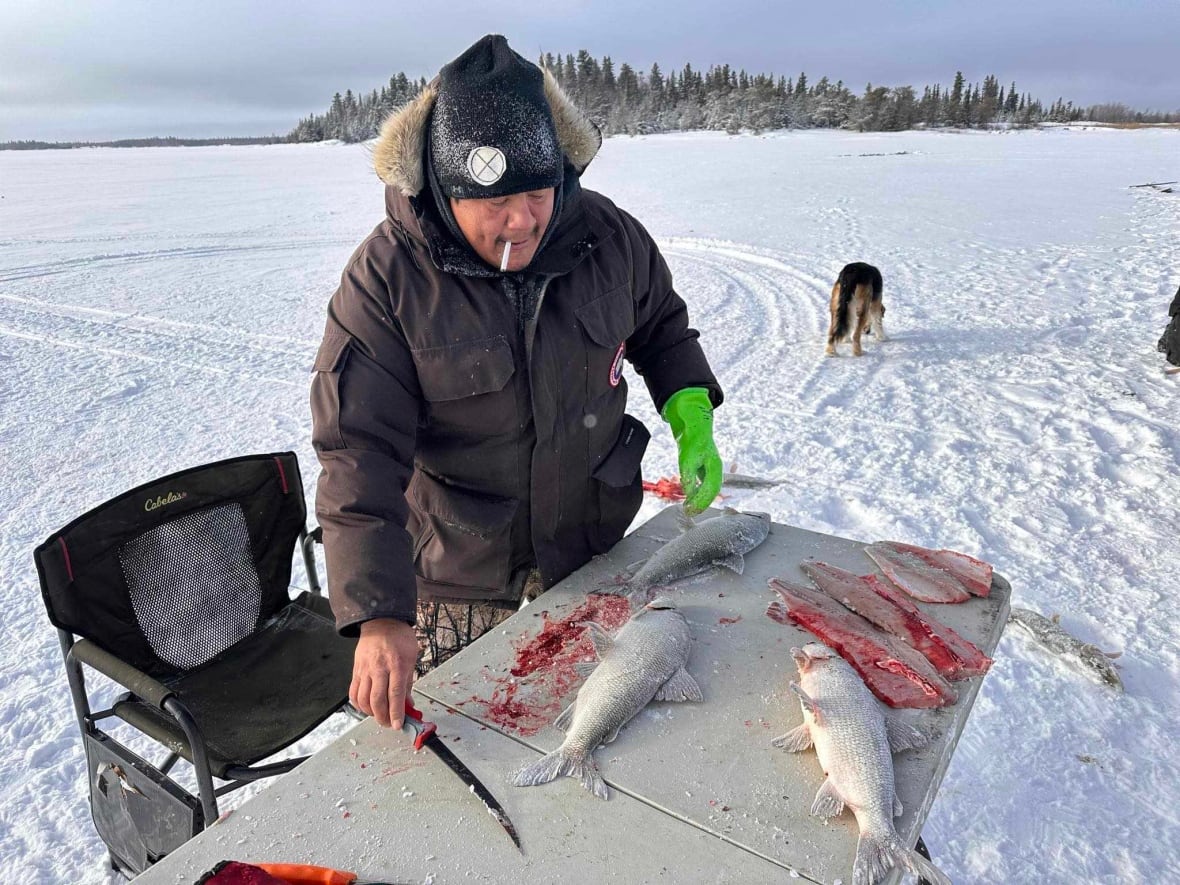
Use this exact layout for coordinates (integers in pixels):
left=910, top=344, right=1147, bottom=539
left=676, top=510, right=696, bottom=532
left=1104, top=649, right=1122, bottom=659
left=854, top=828, right=951, bottom=885
left=789, top=682, right=823, bottom=724
left=601, top=725, right=621, bottom=745
left=585, top=768, right=610, bottom=799
left=584, top=622, right=615, bottom=657
left=765, top=600, right=791, bottom=625
left=553, top=701, right=577, bottom=732
left=810, top=777, right=845, bottom=818
left=893, top=793, right=904, bottom=817
left=714, top=553, right=745, bottom=574
left=511, top=749, right=610, bottom=800
left=654, top=666, right=704, bottom=702
left=884, top=712, right=933, bottom=753
left=721, top=506, right=741, bottom=515
left=625, top=558, right=648, bottom=575
left=573, top=661, right=598, bottom=679
left=770, top=723, right=812, bottom=753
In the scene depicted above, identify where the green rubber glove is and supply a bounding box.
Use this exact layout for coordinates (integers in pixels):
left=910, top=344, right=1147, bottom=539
left=661, top=387, right=723, bottom=516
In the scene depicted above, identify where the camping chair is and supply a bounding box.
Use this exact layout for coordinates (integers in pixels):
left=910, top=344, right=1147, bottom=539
left=33, top=451, right=357, bottom=876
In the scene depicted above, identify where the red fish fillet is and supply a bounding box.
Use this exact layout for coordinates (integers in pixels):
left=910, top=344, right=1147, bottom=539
left=766, top=577, right=957, bottom=709
left=867, top=541, right=993, bottom=600
left=872, top=578, right=993, bottom=677
left=800, top=561, right=992, bottom=679
left=868, top=545, right=986, bottom=599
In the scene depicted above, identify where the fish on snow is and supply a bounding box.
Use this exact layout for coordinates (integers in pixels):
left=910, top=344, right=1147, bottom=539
left=1008, top=606, right=1123, bottom=691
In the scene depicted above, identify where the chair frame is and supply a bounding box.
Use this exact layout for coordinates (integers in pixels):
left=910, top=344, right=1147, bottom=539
left=55, top=528, right=327, bottom=832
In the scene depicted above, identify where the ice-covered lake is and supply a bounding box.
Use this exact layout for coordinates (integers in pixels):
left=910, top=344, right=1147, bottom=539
left=1, top=126, right=1177, bottom=882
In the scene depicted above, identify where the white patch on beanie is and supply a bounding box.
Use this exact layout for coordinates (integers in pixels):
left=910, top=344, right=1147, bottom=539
left=467, top=146, right=507, bottom=186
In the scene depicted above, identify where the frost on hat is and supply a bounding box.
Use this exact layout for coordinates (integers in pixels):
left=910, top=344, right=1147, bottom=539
left=429, top=35, right=563, bottom=199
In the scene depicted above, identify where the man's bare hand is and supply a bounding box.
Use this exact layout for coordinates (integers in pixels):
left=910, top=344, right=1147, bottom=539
left=351, top=618, right=419, bottom=729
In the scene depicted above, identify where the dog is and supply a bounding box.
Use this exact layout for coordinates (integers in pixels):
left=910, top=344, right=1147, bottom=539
left=826, top=262, right=885, bottom=357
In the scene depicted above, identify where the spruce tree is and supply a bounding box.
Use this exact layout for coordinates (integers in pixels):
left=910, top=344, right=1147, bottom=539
left=948, top=71, right=965, bottom=125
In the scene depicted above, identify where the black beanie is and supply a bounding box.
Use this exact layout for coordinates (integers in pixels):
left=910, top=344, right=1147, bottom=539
left=429, top=35, right=564, bottom=199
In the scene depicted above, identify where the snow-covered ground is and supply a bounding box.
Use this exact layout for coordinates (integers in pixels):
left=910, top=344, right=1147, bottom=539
left=1, top=127, right=1177, bottom=883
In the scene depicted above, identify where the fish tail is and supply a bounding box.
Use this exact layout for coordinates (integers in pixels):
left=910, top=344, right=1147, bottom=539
left=511, top=749, right=609, bottom=800
left=853, top=829, right=951, bottom=885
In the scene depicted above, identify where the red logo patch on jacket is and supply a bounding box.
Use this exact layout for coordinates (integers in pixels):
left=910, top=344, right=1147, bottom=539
left=609, top=342, right=626, bottom=387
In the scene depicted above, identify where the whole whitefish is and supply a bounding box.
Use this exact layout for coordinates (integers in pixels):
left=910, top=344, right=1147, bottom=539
left=774, top=643, right=951, bottom=885
left=511, top=598, right=702, bottom=799
left=608, top=507, right=771, bottom=598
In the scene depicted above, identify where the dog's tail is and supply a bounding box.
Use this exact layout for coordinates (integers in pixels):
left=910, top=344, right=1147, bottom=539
left=832, top=270, right=858, bottom=341
left=869, top=265, right=883, bottom=303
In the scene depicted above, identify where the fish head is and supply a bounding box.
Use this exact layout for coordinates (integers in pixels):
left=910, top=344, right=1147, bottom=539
left=629, top=596, right=678, bottom=620
left=790, top=643, right=835, bottom=674
left=722, top=507, right=771, bottom=523
left=644, top=596, right=678, bottom=612
left=735, top=510, right=773, bottom=538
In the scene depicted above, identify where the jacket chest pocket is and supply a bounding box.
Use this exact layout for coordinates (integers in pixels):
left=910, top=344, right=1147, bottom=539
left=411, top=336, right=517, bottom=436
left=575, top=285, right=636, bottom=401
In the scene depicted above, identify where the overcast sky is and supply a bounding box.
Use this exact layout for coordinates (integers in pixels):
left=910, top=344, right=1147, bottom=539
left=2, top=0, right=1177, bottom=142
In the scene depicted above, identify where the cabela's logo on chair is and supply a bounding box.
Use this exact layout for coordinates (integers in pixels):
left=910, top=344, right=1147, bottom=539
left=144, top=491, right=188, bottom=512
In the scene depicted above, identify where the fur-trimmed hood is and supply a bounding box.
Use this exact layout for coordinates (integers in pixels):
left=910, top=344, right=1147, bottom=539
left=372, top=69, right=602, bottom=197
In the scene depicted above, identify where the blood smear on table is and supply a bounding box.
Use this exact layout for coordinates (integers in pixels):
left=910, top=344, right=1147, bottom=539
left=474, top=594, right=631, bottom=735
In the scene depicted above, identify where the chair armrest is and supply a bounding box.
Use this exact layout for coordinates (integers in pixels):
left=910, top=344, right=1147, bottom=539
left=300, top=525, right=325, bottom=596
left=68, top=638, right=174, bottom=709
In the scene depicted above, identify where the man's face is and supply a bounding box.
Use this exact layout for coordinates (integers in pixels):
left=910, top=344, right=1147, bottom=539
left=450, top=187, right=556, bottom=272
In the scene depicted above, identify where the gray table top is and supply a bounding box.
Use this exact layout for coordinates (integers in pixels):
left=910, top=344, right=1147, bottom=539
left=134, top=506, right=1009, bottom=885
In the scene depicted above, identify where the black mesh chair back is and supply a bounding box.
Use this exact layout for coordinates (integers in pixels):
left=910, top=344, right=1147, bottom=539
left=37, top=453, right=304, bottom=677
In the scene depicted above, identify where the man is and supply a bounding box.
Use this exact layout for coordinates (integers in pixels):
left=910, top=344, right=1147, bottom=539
left=311, top=35, right=723, bottom=729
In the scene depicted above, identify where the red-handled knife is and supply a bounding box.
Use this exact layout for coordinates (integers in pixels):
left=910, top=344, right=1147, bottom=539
left=402, top=699, right=522, bottom=851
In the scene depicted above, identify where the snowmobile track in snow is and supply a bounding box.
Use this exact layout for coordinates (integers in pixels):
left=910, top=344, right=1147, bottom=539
left=0, top=296, right=316, bottom=388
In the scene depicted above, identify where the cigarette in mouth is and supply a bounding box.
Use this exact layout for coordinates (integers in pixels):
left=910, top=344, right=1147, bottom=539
left=500, top=241, right=512, bottom=272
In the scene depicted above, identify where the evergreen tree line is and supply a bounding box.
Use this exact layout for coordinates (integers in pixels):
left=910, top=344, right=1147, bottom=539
left=288, top=50, right=1179, bottom=143
left=0, top=135, right=288, bottom=151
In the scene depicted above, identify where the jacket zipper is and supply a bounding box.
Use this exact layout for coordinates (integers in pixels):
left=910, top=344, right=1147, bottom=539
left=525, top=275, right=557, bottom=566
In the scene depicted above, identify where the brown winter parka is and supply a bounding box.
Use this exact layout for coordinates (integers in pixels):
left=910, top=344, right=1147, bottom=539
left=311, top=72, right=722, bottom=634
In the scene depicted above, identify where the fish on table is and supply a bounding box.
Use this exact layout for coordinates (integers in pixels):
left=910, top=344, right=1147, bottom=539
left=865, top=540, right=993, bottom=603
left=510, top=597, right=702, bottom=799
left=774, top=643, right=951, bottom=885
left=767, top=577, right=957, bottom=709
left=605, top=507, right=771, bottom=600
left=801, top=560, right=992, bottom=680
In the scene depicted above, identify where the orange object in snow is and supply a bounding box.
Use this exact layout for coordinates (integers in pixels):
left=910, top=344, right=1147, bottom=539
left=253, top=863, right=357, bottom=885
